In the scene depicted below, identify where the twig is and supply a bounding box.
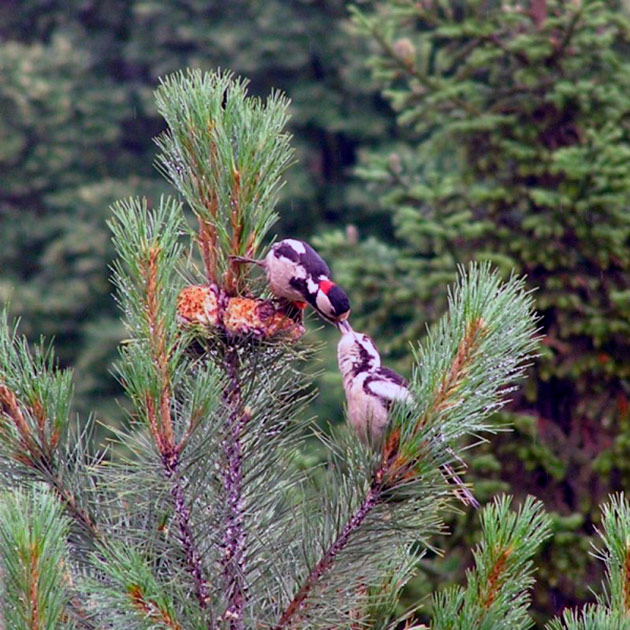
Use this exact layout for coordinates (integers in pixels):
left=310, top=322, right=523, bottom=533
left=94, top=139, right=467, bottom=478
left=623, top=542, right=630, bottom=613
left=478, top=544, right=513, bottom=611
left=225, top=168, right=243, bottom=295
left=273, top=480, right=383, bottom=629
left=144, top=245, right=175, bottom=451
left=529, top=0, right=547, bottom=29
left=0, top=383, right=101, bottom=627
left=0, top=383, right=101, bottom=540
left=368, top=22, right=481, bottom=117
left=48, top=474, right=101, bottom=541
left=28, top=542, right=41, bottom=630
left=128, top=583, right=183, bottom=630
left=162, top=451, right=210, bottom=609
left=549, top=7, right=582, bottom=64
left=219, top=342, right=249, bottom=630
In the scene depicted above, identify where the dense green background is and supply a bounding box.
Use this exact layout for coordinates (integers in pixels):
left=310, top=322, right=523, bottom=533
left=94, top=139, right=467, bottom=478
left=2, top=1, right=630, bottom=627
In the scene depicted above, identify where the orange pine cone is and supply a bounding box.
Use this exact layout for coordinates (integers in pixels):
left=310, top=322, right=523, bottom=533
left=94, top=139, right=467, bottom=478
left=177, top=286, right=304, bottom=341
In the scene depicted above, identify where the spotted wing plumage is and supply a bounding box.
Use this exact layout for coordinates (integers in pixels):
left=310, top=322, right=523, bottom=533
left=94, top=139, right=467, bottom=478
left=273, top=240, right=330, bottom=279
left=363, top=367, right=412, bottom=410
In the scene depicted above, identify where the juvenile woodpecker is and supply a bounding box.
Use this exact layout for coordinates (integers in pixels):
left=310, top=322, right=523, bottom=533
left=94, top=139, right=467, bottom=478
left=233, top=238, right=351, bottom=324
left=337, top=321, right=479, bottom=508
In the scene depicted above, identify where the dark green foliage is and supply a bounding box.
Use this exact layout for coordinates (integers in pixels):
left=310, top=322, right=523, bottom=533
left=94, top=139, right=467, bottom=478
left=0, top=11, right=159, bottom=421
left=320, top=0, right=630, bottom=619
left=0, top=485, right=73, bottom=630
left=124, top=0, right=392, bottom=233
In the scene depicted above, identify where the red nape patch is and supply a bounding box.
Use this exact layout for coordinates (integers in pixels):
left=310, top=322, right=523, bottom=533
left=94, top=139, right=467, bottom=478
left=294, top=301, right=307, bottom=310
left=318, top=279, right=335, bottom=294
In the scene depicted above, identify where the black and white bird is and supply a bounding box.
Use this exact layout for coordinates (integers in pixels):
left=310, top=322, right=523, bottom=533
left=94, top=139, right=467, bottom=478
left=233, top=238, right=351, bottom=324
left=337, top=321, right=479, bottom=507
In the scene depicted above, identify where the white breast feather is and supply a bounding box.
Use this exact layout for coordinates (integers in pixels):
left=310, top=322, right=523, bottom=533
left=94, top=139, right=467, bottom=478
left=344, top=374, right=389, bottom=443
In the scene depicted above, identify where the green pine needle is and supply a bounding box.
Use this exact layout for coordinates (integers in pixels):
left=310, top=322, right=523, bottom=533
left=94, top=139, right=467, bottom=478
left=385, top=263, right=539, bottom=481
left=432, top=495, right=552, bottom=630
left=546, top=605, right=630, bottom=630
left=592, top=493, right=630, bottom=614
left=0, top=484, right=73, bottom=630
left=154, top=68, right=294, bottom=291
left=0, top=308, right=73, bottom=467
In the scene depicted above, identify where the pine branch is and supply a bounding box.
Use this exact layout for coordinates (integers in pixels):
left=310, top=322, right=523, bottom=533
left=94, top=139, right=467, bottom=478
left=350, top=6, right=482, bottom=118
left=386, top=263, right=538, bottom=484
left=545, top=493, right=630, bottom=629
left=153, top=69, right=303, bottom=628
left=0, top=311, right=72, bottom=466
left=110, top=196, right=212, bottom=611
left=273, top=264, right=539, bottom=628
left=219, top=345, right=248, bottom=629
left=128, top=585, right=183, bottom=630
left=593, top=493, right=630, bottom=615
left=273, top=480, right=383, bottom=630
left=0, top=485, right=73, bottom=630
left=0, top=312, right=100, bottom=543
left=546, top=605, right=629, bottom=630
left=432, top=495, right=552, bottom=630
left=154, top=69, right=294, bottom=293
left=107, top=178, right=309, bottom=627
left=89, top=541, right=187, bottom=630
left=162, top=450, right=210, bottom=610
left=0, top=387, right=99, bottom=540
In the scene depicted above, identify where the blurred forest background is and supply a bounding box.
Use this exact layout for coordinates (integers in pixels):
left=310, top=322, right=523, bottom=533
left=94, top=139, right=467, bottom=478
left=2, top=0, right=630, bottom=626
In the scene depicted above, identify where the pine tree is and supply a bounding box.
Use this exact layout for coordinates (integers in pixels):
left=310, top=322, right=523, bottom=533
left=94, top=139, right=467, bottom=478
left=320, top=0, right=630, bottom=618
left=0, top=68, right=550, bottom=629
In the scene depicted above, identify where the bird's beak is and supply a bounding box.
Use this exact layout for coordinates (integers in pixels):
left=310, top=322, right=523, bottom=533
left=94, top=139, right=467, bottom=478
left=336, top=320, right=353, bottom=334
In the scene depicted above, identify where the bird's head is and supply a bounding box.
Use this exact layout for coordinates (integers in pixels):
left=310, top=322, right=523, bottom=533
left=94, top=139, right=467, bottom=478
left=337, top=321, right=381, bottom=380
left=315, top=279, right=351, bottom=323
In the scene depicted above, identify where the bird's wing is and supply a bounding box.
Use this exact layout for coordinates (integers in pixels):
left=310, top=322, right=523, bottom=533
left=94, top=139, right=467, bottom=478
left=299, top=242, right=331, bottom=278
left=376, top=366, right=408, bottom=388
left=363, top=367, right=413, bottom=407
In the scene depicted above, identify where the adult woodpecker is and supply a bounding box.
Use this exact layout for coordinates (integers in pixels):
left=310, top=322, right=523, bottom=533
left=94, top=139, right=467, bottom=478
left=232, top=238, right=351, bottom=324
left=337, top=321, right=479, bottom=508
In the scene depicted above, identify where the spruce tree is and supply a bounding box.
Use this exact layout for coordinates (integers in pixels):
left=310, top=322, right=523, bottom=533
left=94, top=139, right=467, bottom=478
left=0, top=68, right=552, bottom=629
left=323, top=0, right=630, bottom=617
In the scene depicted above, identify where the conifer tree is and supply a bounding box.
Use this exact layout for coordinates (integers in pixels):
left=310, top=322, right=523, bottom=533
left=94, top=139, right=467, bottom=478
left=324, top=0, right=630, bottom=617
left=0, top=68, right=553, bottom=629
